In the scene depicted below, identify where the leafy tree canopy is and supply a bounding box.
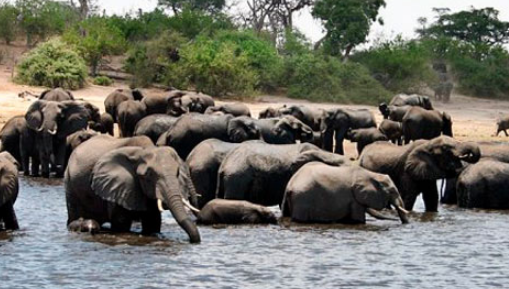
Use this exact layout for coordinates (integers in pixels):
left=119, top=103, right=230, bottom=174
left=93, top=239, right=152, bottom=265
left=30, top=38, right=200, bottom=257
left=158, top=0, right=226, bottom=15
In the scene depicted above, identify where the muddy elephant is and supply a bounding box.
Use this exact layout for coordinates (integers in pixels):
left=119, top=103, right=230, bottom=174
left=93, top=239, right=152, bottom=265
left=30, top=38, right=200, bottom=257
left=346, top=127, right=389, bottom=155
left=117, top=100, right=147, bottom=137
left=402, top=107, right=452, bottom=144
left=89, top=112, right=114, bottom=136
left=254, top=116, right=314, bottom=144
left=280, top=105, right=325, bottom=131
left=217, top=142, right=349, bottom=206
left=134, top=114, right=179, bottom=144
left=388, top=94, right=433, bottom=109
left=434, top=82, right=453, bottom=102
left=379, top=119, right=403, bottom=145
left=167, top=92, right=215, bottom=116
left=321, top=108, right=376, bottom=155
left=157, top=114, right=261, bottom=159
left=282, top=163, right=409, bottom=224
left=104, top=88, right=144, bottom=122
left=186, top=199, right=277, bottom=225
left=0, top=115, right=25, bottom=165
left=378, top=104, right=412, bottom=121
left=186, top=139, right=245, bottom=208
left=359, top=136, right=480, bottom=211
left=0, top=152, right=19, bottom=231
left=39, top=88, right=75, bottom=101
left=65, top=135, right=200, bottom=243
left=205, top=103, right=251, bottom=117
left=24, top=100, right=91, bottom=178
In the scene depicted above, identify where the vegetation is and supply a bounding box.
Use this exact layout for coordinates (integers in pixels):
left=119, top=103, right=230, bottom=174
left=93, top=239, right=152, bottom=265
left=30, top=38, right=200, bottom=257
left=0, top=3, right=18, bottom=44
left=93, top=76, right=113, bottom=86
left=16, top=39, right=87, bottom=89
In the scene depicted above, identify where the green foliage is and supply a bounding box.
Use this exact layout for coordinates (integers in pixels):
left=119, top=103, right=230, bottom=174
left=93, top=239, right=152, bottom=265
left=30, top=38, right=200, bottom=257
left=167, top=9, right=234, bottom=39
left=63, top=17, right=127, bottom=75
left=16, top=39, right=87, bottom=89
left=353, top=37, right=437, bottom=93
left=312, top=0, right=386, bottom=57
left=282, top=52, right=390, bottom=104
left=0, top=4, right=19, bottom=44
left=93, top=76, right=113, bottom=86
left=107, top=9, right=173, bottom=43
left=158, top=0, right=226, bottom=15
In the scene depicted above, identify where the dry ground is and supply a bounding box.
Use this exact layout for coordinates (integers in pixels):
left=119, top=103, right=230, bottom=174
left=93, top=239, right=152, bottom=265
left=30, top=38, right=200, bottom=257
left=1, top=42, right=508, bottom=159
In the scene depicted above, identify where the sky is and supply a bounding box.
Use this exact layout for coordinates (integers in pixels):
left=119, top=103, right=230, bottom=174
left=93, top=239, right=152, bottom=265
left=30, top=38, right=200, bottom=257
left=98, top=0, right=509, bottom=44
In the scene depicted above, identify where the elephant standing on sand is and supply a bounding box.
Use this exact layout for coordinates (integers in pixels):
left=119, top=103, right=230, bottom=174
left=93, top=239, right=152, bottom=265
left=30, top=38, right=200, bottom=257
left=65, top=135, right=200, bottom=243
left=359, top=136, right=480, bottom=211
left=280, top=105, right=325, bottom=131
left=117, top=100, right=147, bottom=137
left=167, top=92, right=215, bottom=116
left=378, top=104, right=412, bottom=122
left=39, top=88, right=75, bottom=101
left=0, top=152, right=20, bottom=231
left=388, top=94, right=433, bottom=109
left=346, top=127, right=388, bottom=155
left=434, top=82, right=453, bottom=102
left=402, top=107, right=453, bottom=144
left=282, top=163, right=409, bottom=224
left=104, top=88, right=144, bottom=122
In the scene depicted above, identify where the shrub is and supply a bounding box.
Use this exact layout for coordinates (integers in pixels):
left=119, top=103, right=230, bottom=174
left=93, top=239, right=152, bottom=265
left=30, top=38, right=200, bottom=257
left=0, top=4, right=18, bottom=44
left=16, top=39, right=87, bottom=89
left=93, top=76, right=113, bottom=86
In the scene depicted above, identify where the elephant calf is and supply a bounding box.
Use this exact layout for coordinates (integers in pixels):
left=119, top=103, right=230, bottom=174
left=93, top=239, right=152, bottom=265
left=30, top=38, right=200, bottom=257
left=282, top=163, right=409, bottom=224
left=68, top=218, right=101, bottom=234
left=379, top=119, right=403, bottom=145
left=346, top=127, right=388, bottom=155
left=188, top=199, right=277, bottom=225
left=496, top=116, right=509, bottom=137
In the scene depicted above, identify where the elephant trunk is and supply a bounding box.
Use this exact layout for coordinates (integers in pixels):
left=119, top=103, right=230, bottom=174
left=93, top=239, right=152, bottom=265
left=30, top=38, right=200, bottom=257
left=158, top=185, right=201, bottom=243
left=391, top=196, right=410, bottom=224
left=455, top=142, right=481, bottom=164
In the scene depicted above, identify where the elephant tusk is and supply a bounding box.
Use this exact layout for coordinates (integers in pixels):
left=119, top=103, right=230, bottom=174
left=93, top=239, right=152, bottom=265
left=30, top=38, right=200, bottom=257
left=397, top=206, right=410, bottom=215
left=181, top=197, right=200, bottom=214
left=48, top=128, right=57, bottom=135
left=157, top=199, right=164, bottom=212
left=366, top=208, right=398, bottom=221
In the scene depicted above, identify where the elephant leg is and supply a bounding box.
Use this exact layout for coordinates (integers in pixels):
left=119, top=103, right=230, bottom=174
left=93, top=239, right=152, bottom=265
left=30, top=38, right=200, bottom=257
left=0, top=201, right=19, bottom=230
left=39, top=151, right=50, bottom=178
left=31, top=156, right=40, bottom=177
left=110, top=205, right=133, bottom=232
left=334, top=128, right=347, bottom=155
left=54, top=140, right=67, bottom=178
left=349, top=203, right=367, bottom=224
left=505, top=130, right=508, bottom=137
left=322, top=130, right=334, bottom=152
left=141, top=201, right=162, bottom=235
left=422, top=182, right=439, bottom=212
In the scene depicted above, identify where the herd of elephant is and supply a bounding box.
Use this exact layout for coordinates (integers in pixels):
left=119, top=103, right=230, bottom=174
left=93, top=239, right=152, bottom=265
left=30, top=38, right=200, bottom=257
left=0, top=88, right=507, bottom=244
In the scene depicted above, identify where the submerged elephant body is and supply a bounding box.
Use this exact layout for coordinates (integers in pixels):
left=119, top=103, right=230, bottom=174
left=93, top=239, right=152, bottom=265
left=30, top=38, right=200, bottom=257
left=194, top=199, right=277, bottom=225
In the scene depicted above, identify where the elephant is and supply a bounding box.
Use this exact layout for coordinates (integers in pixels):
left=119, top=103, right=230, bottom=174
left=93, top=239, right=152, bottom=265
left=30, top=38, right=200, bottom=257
left=359, top=136, right=480, bottom=211
left=104, top=88, right=144, bottom=122
left=379, top=119, right=403, bottom=145
left=78, top=101, right=102, bottom=124
left=456, top=160, right=509, bottom=209
left=279, top=105, right=325, bottom=131
left=67, top=218, right=101, bottom=234
left=402, top=107, right=452, bottom=144
left=496, top=116, right=509, bottom=137
left=253, top=115, right=314, bottom=144
left=141, top=94, right=173, bottom=115
left=65, top=134, right=201, bottom=243
left=0, top=152, right=19, bottom=231
left=25, top=100, right=91, bottom=178
left=89, top=112, right=114, bottom=136
left=20, top=120, right=39, bottom=176
left=321, top=108, right=377, bottom=155
left=157, top=113, right=261, bottom=159
left=167, top=92, right=215, bottom=116
left=378, top=104, right=412, bottom=121
left=216, top=142, right=349, bottom=206
left=186, top=139, right=244, bottom=208
left=434, top=81, right=454, bottom=102
left=39, top=87, right=75, bottom=101
left=205, top=103, right=251, bottom=117
left=117, top=100, right=147, bottom=138
left=388, top=94, right=433, bottom=109
left=134, top=114, right=179, bottom=144
left=65, top=130, right=99, bottom=169
left=258, top=106, right=285, bottom=119
left=282, top=162, right=409, bottom=224
left=0, top=115, right=25, bottom=165
left=345, top=127, right=388, bottom=155
left=186, top=199, right=277, bottom=225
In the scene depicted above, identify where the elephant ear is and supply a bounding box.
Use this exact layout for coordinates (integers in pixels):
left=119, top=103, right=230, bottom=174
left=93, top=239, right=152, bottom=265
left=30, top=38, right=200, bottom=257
left=405, top=142, right=445, bottom=180
left=58, top=101, right=91, bottom=138
left=38, top=89, right=51, bottom=100
left=132, top=89, right=145, bottom=101
left=442, top=112, right=453, bottom=137
left=91, top=147, right=148, bottom=211
left=352, top=169, right=388, bottom=210
left=25, top=100, right=46, bottom=130
left=0, top=155, right=19, bottom=207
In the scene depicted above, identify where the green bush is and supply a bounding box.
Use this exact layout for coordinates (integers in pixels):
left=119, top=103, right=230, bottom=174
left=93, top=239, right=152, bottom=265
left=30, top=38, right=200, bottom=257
left=16, top=39, right=87, bottom=89
left=93, top=76, right=113, bottom=86
left=0, top=4, right=18, bottom=44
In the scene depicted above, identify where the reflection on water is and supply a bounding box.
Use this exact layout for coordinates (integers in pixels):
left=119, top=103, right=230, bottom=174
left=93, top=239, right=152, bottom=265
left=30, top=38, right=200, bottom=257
left=1, top=177, right=509, bottom=288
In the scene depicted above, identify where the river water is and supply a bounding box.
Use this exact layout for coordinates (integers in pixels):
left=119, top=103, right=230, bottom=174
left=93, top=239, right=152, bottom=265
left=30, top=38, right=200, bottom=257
left=1, top=177, right=508, bottom=288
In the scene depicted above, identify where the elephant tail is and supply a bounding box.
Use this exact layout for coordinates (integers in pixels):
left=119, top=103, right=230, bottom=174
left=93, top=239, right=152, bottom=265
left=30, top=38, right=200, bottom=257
left=281, top=190, right=292, bottom=217
left=215, top=169, right=225, bottom=199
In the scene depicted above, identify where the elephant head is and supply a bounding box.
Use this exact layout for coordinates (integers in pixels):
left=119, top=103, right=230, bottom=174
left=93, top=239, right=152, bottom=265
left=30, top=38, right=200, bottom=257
left=274, top=116, right=314, bottom=143
left=352, top=169, right=409, bottom=224
left=442, top=112, right=453, bottom=137
left=320, top=109, right=349, bottom=132
left=421, top=96, right=433, bottom=110
left=131, top=88, right=145, bottom=101
left=91, top=146, right=200, bottom=243
left=66, top=130, right=98, bottom=152
left=259, top=106, right=285, bottom=119
left=227, top=116, right=261, bottom=143
left=379, top=103, right=389, bottom=119
left=405, top=136, right=480, bottom=180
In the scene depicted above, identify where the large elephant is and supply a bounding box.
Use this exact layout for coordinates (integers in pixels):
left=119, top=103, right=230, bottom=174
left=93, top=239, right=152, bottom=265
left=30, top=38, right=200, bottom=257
left=167, top=92, right=215, bottom=116
left=39, top=88, right=75, bottom=101
left=321, top=108, right=376, bottom=155
left=402, top=107, right=452, bottom=144
left=65, top=135, right=200, bottom=243
left=280, top=105, right=325, bottom=131
left=205, top=103, right=251, bottom=117
left=65, top=130, right=99, bottom=169
left=104, top=88, right=144, bottom=122
left=282, top=163, right=409, bottom=224
left=217, top=142, right=349, bottom=206
left=24, top=100, right=91, bottom=177
left=189, top=199, right=277, bottom=225
left=388, top=94, right=433, bottom=109
left=157, top=114, right=261, bottom=159
left=379, top=119, right=403, bottom=145
left=117, top=100, right=147, bottom=137
left=0, top=152, right=19, bottom=231
left=359, top=136, right=480, bottom=211
left=346, top=127, right=389, bottom=155
left=186, top=139, right=244, bottom=208
left=0, top=115, right=25, bottom=164
left=254, top=116, right=314, bottom=144
left=134, top=114, right=179, bottom=144
left=141, top=94, right=172, bottom=115
left=89, top=112, right=114, bottom=136
left=378, top=104, right=412, bottom=121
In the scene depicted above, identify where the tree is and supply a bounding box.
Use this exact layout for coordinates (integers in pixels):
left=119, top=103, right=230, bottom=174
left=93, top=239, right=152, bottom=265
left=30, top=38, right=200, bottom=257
left=157, top=0, right=226, bottom=15
left=312, top=0, right=385, bottom=59
left=0, top=3, right=19, bottom=44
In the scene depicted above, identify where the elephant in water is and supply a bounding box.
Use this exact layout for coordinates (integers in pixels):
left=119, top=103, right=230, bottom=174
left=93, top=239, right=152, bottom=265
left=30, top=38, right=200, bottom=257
left=282, top=163, right=409, bottom=224
left=0, top=152, right=19, bottom=231
left=65, top=135, right=200, bottom=243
